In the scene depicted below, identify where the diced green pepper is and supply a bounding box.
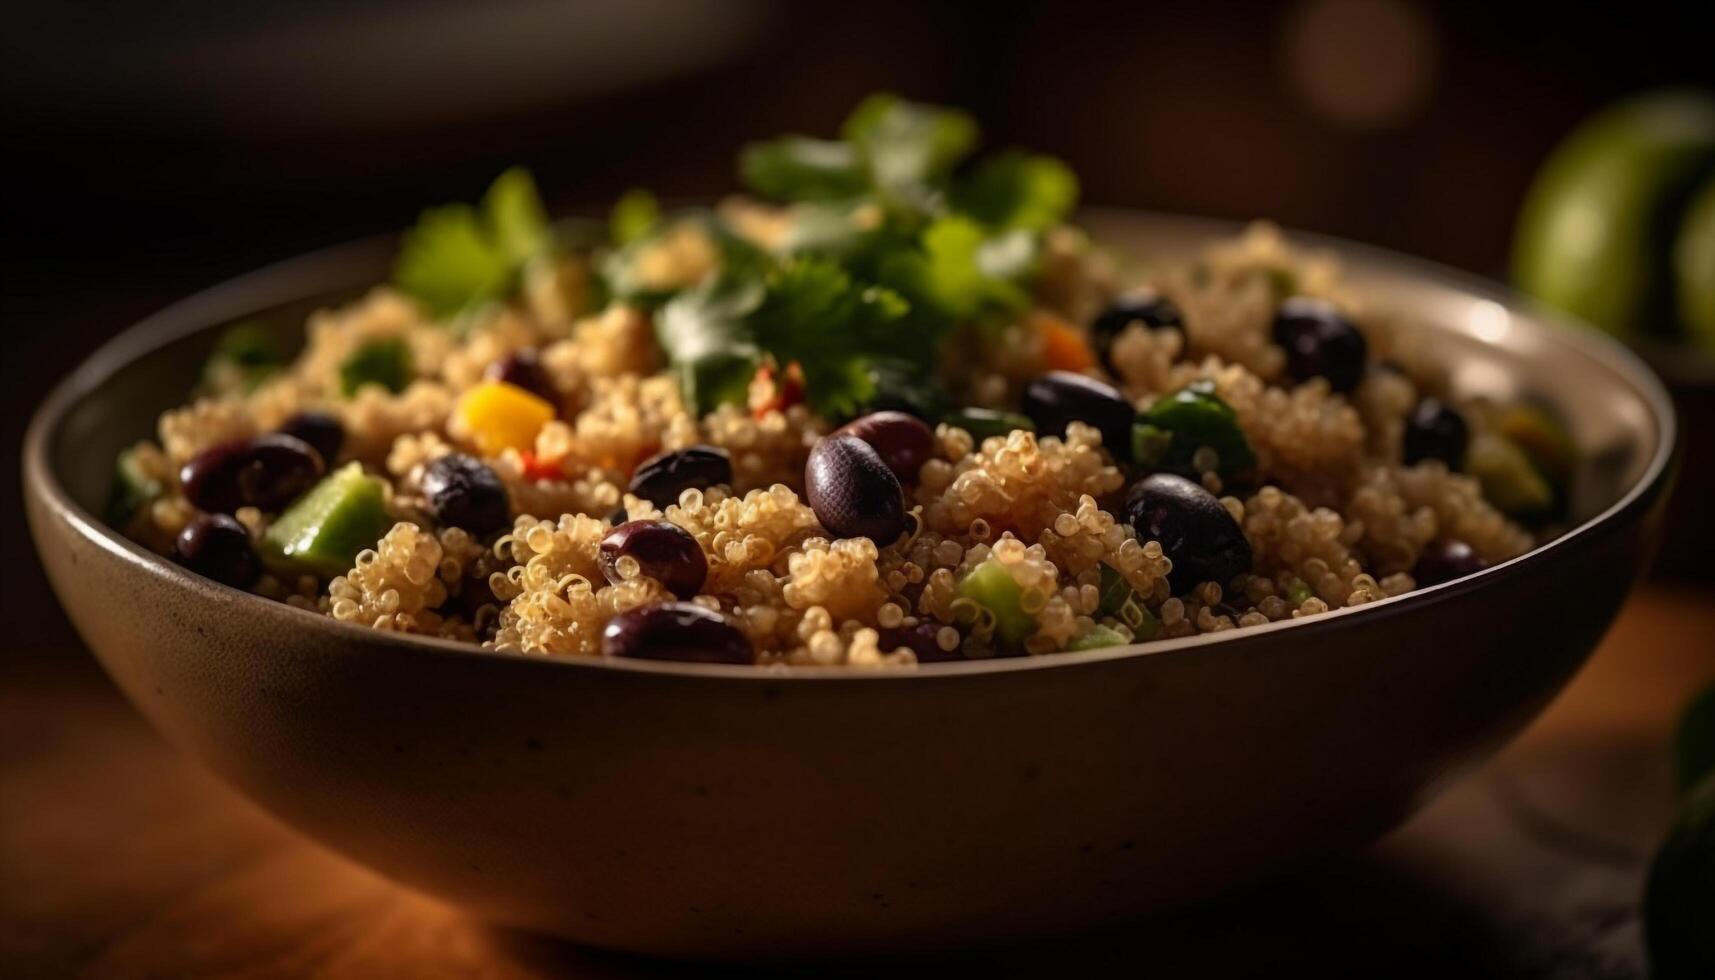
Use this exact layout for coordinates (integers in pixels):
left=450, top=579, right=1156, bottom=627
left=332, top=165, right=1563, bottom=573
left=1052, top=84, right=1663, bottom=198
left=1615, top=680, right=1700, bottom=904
left=204, top=321, right=287, bottom=392
left=958, top=558, right=1034, bottom=647
left=1465, top=430, right=1555, bottom=516
left=1130, top=605, right=1161, bottom=642
left=1137, top=380, right=1256, bottom=478
left=1096, top=564, right=1132, bottom=617
left=945, top=407, right=1034, bottom=443
left=339, top=337, right=413, bottom=397
left=261, top=463, right=392, bottom=578
left=104, top=447, right=163, bottom=528
left=1130, top=423, right=1173, bottom=468
left=1068, top=624, right=1131, bottom=652
left=1496, top=404, right=1576, bottom=499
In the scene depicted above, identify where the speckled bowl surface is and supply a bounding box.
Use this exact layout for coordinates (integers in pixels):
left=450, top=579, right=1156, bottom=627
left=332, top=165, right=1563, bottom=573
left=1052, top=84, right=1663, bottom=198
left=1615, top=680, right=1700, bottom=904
left=23, top=212, right=1676, bottom=959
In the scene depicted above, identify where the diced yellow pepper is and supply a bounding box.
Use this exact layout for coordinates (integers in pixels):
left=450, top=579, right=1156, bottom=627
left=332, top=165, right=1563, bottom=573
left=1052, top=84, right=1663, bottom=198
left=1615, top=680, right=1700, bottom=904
left=455, top=381, right=555, bottom=457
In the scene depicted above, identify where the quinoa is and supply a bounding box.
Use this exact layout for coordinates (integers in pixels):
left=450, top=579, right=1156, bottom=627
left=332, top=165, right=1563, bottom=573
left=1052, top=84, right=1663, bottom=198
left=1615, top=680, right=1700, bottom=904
left=114, top=98, right=1558, bottom=668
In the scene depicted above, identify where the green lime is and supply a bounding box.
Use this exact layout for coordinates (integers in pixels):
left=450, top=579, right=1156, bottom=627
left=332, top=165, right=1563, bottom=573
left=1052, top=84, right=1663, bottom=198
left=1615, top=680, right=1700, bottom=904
left=1674, top=684, right=1715, bottom=794
left=1512, top=91, right=1715, bottom=339
left=1674, top=178, right=1715, bottom=350
left=1645, top=772, right=1715, bottom=979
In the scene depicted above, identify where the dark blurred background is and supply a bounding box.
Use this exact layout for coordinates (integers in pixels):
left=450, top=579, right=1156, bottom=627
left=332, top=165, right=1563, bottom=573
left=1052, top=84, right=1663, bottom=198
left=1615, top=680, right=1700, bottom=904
left=5, top=0, right=1712, bottom=659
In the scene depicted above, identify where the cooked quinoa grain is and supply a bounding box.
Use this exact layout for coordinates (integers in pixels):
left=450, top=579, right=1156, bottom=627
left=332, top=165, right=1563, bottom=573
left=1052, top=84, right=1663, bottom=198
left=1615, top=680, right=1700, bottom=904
left=112, top=96, right=1564, bottom=667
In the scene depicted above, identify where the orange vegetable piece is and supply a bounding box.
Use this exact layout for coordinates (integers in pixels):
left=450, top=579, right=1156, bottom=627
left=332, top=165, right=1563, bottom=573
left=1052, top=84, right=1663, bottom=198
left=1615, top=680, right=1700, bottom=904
left=1036, top=312, right=1095, bottom=372
left=455, top=381, right=555, bottom=457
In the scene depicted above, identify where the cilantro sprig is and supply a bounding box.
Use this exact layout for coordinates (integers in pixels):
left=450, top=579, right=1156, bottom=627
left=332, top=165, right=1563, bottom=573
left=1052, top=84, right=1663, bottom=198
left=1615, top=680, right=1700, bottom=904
left=655, top=257, right=915, bottom=417
left=393, top=167, right=555, bottom=317
left=392, top=94, right=1080, bottom=422
left=675, top=95, right=1080, bottom=416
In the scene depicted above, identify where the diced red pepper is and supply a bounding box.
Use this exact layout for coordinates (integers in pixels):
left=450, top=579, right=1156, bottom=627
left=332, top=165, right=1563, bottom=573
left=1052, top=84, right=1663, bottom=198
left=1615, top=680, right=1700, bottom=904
left=749, top=360, right=807, bottom=419
left=519, top=450, right=566, bottom=483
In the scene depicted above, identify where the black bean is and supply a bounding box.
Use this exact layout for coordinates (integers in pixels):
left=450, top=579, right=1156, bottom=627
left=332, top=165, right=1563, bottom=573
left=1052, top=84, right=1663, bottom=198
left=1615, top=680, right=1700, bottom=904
left=804, top=434, right=909, bottom=544
left=1124, top=473, right=1252, bottom=592
left=277, top=411, right=345, bottom=464
left=1271, top=297, right=1368, bottom=393
left=1090, top=290, right=1185, bottom=368
left=600, top=520, right=708, bottom=599
left=1413, top=540, right=1488, bottom=587
left=1021, top=371, right=1137, bottom=460
left=174, top=513, right=261, bottom=588
left=601, top=603, right=753, bottom=664
left=878, top=621, right=964, bottom=663
left=484, top=348, right=559, bottom=407
left=1402, top=398, right=1469, bottom=470
left=180, top=434, right=325, bottom=514
left=422, top=454, right=511, bottom=536
left=836, top=411, right=937, bottom=483
left=628, top=446, right=732, bottom=509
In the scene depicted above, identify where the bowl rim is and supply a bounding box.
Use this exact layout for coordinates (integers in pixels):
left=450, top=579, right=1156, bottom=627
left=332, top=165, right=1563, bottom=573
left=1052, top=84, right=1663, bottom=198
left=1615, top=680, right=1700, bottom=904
left=22, top=209, right=1679, bottom=683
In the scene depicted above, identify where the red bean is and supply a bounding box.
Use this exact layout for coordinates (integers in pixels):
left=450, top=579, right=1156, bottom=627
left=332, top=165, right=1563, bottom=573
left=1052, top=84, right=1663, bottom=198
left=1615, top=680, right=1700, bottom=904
left=174, top=513, right=261, bottom=588
left=836, top=411, right=936, bottom=483
left=180, top=434, right=325, bottom=514
left=484, top=348, right=559, bottom=407
left=600, top=520, right=708, bottom=599
left=804, top=434, right=908, bottom=544
left=878, top=621, right=964, bottom=663
left=1413, top=540, right=1488, bottom=586
left=601, top=603, right=753, bottom=664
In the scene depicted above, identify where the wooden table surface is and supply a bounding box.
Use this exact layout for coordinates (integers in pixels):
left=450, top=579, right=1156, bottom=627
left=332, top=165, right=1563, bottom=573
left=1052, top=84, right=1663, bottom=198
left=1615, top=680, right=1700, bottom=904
left=3, top=585, right=1711, bottom=979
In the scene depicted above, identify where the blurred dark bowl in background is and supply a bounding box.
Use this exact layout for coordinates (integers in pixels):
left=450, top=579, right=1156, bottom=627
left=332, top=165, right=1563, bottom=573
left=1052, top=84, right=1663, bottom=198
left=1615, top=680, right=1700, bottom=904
left=4, top=0, right=1713, bottom=659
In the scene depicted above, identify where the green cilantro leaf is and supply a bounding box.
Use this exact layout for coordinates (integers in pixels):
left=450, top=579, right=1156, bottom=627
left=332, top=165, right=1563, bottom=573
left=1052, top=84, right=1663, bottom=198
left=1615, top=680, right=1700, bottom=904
left=975, top=228, right=1040, bottom=282
left=610, top=188, right=661, bottom=247
left=393, top=204, right=514, bottom=316
left=654, top=276, right=764, bottom=414
left=856, top=356, right=948, bottom=421
left=779, top=203, right=881, bottom=259
left=739, top=137, right=869, bottom=202
left=747, top=258, right=915, bottom=417
left=841, top=93, right=977, bottom=207
left=483, top=167, right=552, bottom=265
left=952, top=152, right=1079, bottom=231
left=393, top=168, right=554, bottom=317
left=604, top=213, right=771, bottom=306
left=881, top=215, right=1029, bottom=326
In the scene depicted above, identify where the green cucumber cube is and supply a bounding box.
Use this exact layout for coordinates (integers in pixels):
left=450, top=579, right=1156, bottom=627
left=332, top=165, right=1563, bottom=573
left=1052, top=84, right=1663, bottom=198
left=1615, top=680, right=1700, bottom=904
left=262, top=463, right=392, bottom=578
